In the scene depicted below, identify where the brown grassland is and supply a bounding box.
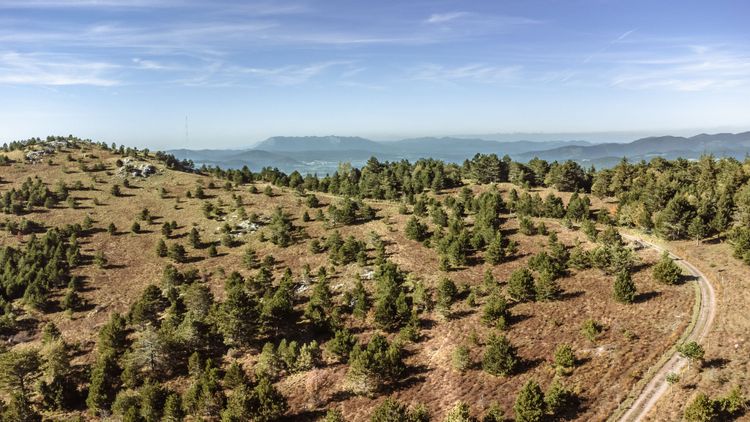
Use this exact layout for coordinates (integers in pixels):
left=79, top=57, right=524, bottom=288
left=0, top=144, right=710, bottom=421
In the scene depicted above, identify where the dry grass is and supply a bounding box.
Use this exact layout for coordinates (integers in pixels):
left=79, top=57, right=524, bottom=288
left=0, top=146, right=695, bottom=421
left=639, top=237, right=750, bottom=421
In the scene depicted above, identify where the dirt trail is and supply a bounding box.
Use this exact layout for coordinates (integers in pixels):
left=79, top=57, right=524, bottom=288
left=614, top=235, right=717, bottom=422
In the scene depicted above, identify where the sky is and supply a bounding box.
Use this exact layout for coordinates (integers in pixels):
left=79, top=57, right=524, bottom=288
left=0, top=0, right=749, bottom=149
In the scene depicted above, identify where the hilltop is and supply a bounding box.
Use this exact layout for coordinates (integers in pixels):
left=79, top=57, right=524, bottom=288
left=0, top=137, right=747, bottom=421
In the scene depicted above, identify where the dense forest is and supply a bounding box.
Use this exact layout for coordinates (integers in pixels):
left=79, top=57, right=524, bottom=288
left=0, top=136, right=746, bottom=421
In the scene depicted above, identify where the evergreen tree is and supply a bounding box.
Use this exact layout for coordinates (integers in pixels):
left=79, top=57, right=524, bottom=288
left=168, top=243, right=187, bottom=263
left=155, top=238, right=168, bottom=257
left=533, top=270, right=560, bottom=302
left=219, top=286, right=258, bottom=346
left=613, top=270, right=636, bottom=303
left=268, top=207, right=294, bottom=247
left=188, top=227, right=201, bottom=248
left=0, top=349, right=41, bottom=417
left=484, top=234, right=506, bottom=265
left=162, top=392, right=183, bottom=422
left=514, top=380, right=545, bottom=422
left=352, top=277, right=369, bottom=319
left=243, top=247, right=259, bottom=269
left=129, top=284, right=167, bottom=326
left=482, top=334, right=518, bottom=376
left=86, top=352, right=121, bottom=414
left=404, top=216, right=428, bottom=242
left=482, top=293, right=510, bottom=329
left=545, top=378, right=577, bottom=416
left=443, top=401, right=476, bottom=422
left=98, top=312, right=128, bottom=356
left=678, top=341, right=705, bottom=369
left=327, top=327, right=357, bottom=362
left=652, top=251, right=682, bottom=285
left=683, top=393, right=717, bottom=422
left=507, top=268, right=535, bottom=302
left=436, top=277, right=457, bottom=313
left=553, top=344, right=576, bottom=374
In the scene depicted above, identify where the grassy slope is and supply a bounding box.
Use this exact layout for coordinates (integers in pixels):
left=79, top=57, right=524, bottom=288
left=0, top=143, right=694, bottom=421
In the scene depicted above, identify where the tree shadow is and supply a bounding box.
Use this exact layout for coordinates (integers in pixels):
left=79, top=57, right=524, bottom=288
left=559, top=290, right=585, bottom=301
left=184, top=256, right=205, bottom=264
left=516, top=357, right=544, bottom=375
left=635, top=291, right=662, bottom=303
left=703, top=357, right=730, bottom=369
left=283, top=410, right=327, bottom=422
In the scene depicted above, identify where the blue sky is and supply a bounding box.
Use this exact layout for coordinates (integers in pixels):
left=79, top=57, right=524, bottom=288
left=0, top=0, right=749, bottom=149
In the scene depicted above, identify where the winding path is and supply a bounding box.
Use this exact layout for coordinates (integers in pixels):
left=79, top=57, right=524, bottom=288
left=613, top=235, right=717, bottom=422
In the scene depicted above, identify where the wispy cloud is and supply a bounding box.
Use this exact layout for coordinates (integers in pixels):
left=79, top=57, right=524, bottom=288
left=0, top=0, right=183, bottom=8
left=0, top=51, right=119, bottom=86
left=227, top=61, right=350, bottom=86
left=411, top=63, right=521, bottom=84
left=425, top=12, right=470, bottom=24
left=611, top=49, right=750, bottom=91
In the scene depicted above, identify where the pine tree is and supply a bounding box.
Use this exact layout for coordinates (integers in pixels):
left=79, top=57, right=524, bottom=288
left=129, top=284, right=167, bottom=326
left=188, top=227, right=201, bottom=248
left=678, top=341, right=705, bottom=369
left=443, top=401, right=475, bottom=422
left=484, top=234, right=506, bottom=265
left=404, top=216, right=428, bottom=242
left=482, top=293, right=509, bottom=329
left=94, top=250, right=108, bottom=268
left=139, top=381, right=166, bottom=422
left=553, top=344, right=576, bottom=374
left=162, top=392, right=183, bottom=422
left=514, top=380, right=545, bottom=422
left=452, top=345, right=471, bottom=372
left=0, top=349, right=41, bottom=416
left=352, top=277, right=369, bottom=320
left=507, top=268, right=535, bottom=302
left=482, top=334, right=518, bottom=376
left=545, top=378, right=576, bottom=416
left=98, top=312, right=128, bottom=356
left=534, top=270, right=560, bottom=302
left=436, top=277, right=457, bottom=314
left=652, top=251, right=682, bottom=285
left=327, top=328, right=357, bottom=362
left=254, top=376, right=288, bottom=420
left=243, top=247, right=259, bottom=269
left=219, top=286, right=258, bottom=347
left=86, top=352, right=121, bottom=414
left=613, top=270, right=636, bottom=304
left=683, top=393, right=717, bottom=422
left=168, top=243, right=187, bottom=263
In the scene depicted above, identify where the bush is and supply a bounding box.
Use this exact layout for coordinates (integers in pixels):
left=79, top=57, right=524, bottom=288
left=554, top=344, right=575, bottom=373
left=452, top=345, right=471, bottom=372
left=581, top=319, right=603, bottom=342
left=652, top=251, right=682, bottom=285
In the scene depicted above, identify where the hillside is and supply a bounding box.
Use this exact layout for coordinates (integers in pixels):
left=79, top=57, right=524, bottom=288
left=0, top=137, right=718, bottom=421
left=516, top=131, right=750, bottom=162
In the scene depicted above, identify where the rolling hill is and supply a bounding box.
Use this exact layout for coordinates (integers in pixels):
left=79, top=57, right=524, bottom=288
left=169, top=131, right=750, bottom=174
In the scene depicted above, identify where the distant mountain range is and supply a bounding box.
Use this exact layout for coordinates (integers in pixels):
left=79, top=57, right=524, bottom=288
left=169, top=132, right=750, bottom=174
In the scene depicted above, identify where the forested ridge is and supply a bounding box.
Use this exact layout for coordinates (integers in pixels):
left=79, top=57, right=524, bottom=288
left=0, top=136, right=745, bottom=421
